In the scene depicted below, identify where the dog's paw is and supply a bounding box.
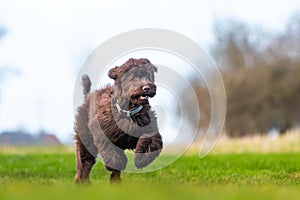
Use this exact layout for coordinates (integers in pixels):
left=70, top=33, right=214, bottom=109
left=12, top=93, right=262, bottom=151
left=134, top=151, right=161, bottom=169
left=134, top=133, right=163, bottom=168
left=74, top=173, right=91, bottom=185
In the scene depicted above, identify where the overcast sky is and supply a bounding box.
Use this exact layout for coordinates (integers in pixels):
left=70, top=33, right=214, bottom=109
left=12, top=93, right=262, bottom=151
left=0, top=0, right=300, bottom=143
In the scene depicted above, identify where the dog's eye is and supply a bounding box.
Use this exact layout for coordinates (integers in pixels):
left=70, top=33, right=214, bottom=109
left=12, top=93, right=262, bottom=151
left=136, top=71, right=150, bottom=79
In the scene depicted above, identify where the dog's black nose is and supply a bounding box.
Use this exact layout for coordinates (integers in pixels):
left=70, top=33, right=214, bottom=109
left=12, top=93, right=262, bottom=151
left=142, top=85, right=150, bottom=92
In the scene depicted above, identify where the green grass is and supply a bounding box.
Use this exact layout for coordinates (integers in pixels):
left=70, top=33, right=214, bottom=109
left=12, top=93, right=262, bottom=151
left=0, top=146, right=300, bottom=200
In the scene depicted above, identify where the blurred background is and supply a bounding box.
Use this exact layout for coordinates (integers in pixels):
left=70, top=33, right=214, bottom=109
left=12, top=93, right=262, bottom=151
left=0, top=0, right=300, bottom=146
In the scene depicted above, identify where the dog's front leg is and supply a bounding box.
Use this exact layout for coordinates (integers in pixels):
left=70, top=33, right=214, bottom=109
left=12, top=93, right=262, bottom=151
left=134, top=133, right=163, bottom=168
left=104, top=165, right=121, bottom=183
left=98, top=144, right=127, bottom=183
left=88, top=118, right=127, bottom=182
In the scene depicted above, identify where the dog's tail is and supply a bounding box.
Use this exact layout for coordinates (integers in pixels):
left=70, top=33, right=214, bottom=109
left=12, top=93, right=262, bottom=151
left=81, top=75, right=91, bottom=99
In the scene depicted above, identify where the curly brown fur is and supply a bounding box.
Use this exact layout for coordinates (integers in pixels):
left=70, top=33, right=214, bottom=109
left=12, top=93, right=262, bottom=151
left=74, top=58, right=163, bottom=183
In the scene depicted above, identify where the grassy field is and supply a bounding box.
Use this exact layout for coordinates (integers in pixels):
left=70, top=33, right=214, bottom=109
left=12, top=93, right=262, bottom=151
left=0, top=132, right=300, bottom=200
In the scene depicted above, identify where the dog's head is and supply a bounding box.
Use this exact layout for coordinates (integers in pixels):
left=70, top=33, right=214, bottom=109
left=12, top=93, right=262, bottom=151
left=109, top=58, right=157, bottom=126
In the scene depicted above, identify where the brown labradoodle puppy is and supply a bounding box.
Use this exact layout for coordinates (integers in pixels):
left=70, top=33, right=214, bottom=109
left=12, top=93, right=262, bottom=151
left=74, top=58, right=163, bottom=183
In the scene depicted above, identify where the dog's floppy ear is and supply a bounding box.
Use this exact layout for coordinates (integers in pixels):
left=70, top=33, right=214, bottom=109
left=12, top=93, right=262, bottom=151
left=108, top=66, right=119, bottom=80
left=153, top=65, right=158, bottom=72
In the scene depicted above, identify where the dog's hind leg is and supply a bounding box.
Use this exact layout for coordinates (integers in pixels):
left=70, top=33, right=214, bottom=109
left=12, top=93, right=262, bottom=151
left=74, top=104, right=97, bottom=184
left=74, top=134, right=96, bottom=184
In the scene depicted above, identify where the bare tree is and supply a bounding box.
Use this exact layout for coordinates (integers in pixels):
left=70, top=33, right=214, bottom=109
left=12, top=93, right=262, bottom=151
left=180, top=15, right=300, bottom=137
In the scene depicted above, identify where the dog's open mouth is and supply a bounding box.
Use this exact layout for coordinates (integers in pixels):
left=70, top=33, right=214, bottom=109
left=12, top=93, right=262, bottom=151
left=129, top=84, right=156, bottom=126
left=138, top=94, right=150, bottom=100
left=130, top=93, right=154, bottom=126
left=134, top=92, right=155, bottom=101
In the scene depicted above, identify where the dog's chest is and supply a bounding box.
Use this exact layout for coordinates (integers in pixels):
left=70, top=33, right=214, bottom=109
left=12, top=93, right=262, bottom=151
left=112, top=134, right=139, bottom=150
